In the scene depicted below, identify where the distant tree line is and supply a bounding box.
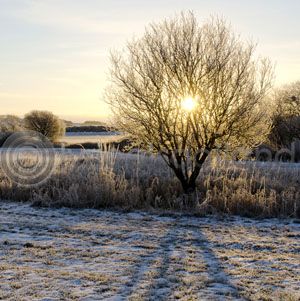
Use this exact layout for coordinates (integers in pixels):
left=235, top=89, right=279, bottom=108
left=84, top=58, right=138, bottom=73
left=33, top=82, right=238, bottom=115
left=82, top=120, right=107, bottom=126
left=66, top=125, right=111, bottom=133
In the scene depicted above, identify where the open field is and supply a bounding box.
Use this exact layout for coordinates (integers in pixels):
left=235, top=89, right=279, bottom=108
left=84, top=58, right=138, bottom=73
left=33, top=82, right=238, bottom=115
left=59, top=133, right=123, bottom=145
left=0, top=201, right=299, bottom=301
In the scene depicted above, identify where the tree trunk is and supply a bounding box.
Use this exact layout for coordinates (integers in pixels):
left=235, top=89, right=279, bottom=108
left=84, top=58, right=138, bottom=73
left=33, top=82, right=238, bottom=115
left=182, top=179, right=197, bottom=194
left=174, top=169, right=198, bottom=194
left=165, top=150, right=210, bottom=194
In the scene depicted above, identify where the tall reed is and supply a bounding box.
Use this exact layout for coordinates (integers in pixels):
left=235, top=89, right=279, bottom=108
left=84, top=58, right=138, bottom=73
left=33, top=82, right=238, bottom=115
left=0, top=149, right=299, bottom=217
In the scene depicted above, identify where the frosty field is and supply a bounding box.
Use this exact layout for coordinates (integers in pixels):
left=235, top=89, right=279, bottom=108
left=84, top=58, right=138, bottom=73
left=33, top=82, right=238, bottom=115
left=59, top=133, right=122, bottom=145
left=0, top=201, right=299, bottom=301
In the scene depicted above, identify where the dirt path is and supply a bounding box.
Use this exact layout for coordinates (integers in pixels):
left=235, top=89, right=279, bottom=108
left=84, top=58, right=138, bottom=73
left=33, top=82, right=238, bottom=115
left=0, top=202, right=299, bottom=300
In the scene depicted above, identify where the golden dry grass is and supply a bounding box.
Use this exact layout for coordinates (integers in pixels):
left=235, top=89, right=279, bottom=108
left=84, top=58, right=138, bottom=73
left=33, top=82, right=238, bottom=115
left=0, top=150, right=299, bottom=217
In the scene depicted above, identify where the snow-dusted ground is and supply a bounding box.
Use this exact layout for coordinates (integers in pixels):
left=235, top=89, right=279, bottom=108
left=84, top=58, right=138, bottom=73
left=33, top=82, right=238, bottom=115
left=65, top=132, right=121, bottom=137
left=0, top=202, right=299, bottom=301
left=60, top=133, right=122, bottom=144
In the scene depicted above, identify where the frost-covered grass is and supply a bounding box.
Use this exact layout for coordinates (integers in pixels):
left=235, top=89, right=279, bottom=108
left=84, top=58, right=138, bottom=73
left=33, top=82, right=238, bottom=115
left=0, top=150, right=299, bottom=217
left=0, top=202, right=299, bottom=300
left=59, top=133, right=123, bottom=144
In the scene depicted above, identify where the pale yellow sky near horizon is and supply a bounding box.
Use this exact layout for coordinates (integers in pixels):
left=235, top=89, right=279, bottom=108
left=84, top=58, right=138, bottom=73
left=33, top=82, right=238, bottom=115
left=0, top=0, right=299, bottom=122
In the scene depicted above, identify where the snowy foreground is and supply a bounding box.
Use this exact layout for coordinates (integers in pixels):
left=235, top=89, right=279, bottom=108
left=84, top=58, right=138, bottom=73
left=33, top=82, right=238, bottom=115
left=0, top=202, right=299, bottom=301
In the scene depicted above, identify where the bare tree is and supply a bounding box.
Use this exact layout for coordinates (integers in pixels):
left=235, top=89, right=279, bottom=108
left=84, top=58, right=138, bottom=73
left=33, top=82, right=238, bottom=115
left=269, top=81, right=300, bottom=147
left=273, top=81, right=300, bottom=116
left=0, top=115, right=23, bottom=132
left=24, top=111, right=65, bottom=142
left=106, top=12, right=273, bottom=193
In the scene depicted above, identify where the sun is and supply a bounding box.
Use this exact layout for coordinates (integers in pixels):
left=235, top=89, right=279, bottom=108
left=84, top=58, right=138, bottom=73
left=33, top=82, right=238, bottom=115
left=181, top=97, right=197, bottom=112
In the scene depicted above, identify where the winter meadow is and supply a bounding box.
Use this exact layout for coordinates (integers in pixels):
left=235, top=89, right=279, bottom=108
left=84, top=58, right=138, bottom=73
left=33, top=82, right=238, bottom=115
left=0, top=2, right=300, bottom=300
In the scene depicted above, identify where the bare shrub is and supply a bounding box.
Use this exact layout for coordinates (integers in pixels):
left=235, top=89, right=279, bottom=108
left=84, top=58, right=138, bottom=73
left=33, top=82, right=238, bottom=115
left=0, top=115, right=23, bottom=132
left=269, top=81, right=300, bottom=148
left=24, top=111, right=65, bottom=142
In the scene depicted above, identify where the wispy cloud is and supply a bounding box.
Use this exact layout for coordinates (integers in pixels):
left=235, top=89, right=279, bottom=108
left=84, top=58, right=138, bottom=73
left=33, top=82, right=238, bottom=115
left=6, top=0, right=145, bottom=35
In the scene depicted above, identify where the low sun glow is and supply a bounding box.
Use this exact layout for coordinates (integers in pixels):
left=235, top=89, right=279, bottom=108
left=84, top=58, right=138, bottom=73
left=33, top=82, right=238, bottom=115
left=181, top=97, right=197, bottom=112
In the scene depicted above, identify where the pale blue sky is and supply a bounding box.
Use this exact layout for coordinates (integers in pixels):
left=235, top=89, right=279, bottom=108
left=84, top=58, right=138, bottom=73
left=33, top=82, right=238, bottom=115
left=0, top=0, right=299, bottom=121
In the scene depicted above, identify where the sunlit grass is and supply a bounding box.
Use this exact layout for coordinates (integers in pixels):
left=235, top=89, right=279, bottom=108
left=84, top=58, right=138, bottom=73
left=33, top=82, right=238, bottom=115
left=0, top=150, right=299, bottom=217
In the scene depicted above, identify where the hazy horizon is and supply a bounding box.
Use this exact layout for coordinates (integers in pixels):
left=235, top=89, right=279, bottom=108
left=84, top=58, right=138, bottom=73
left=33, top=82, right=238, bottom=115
left=1, top=0, right=300, bottom=122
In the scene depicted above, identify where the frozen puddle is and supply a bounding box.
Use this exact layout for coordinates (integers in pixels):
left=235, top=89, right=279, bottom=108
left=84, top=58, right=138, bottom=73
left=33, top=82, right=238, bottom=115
left=0, top=201, right=299, bottom=300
